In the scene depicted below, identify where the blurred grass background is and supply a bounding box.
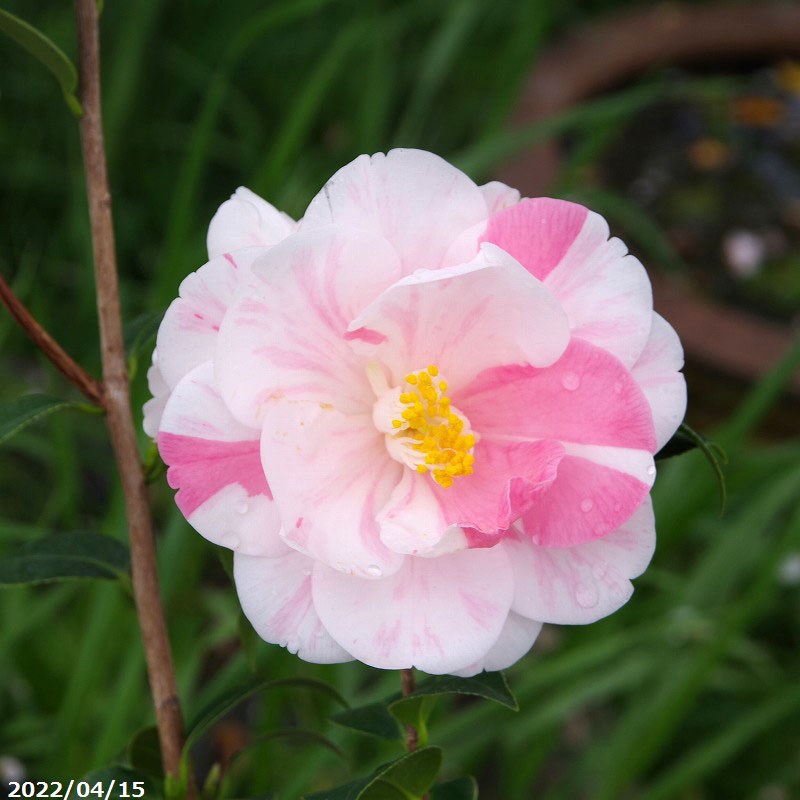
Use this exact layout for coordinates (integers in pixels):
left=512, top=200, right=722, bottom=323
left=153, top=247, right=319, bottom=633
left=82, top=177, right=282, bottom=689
left=1, top=1, right=799, bottom=798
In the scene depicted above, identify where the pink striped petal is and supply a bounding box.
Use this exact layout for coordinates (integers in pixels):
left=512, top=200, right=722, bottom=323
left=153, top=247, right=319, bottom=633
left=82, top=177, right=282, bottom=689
left=482, top=199, right=653, bottom=366
left=158, top=362, right=284, bottom=557
left=207, top=187, right=296, bottom=259
left=631, top=313, right=687, bottom=450
left=451, top=612, right=543, bottom=676
left=518, top=453, right=651, bottom=547
left=348, top=245, right=569, bottom=389
left=259, top=400, right=405, bottom=579
left=300, top=149, right=488, bottom=274
left=378, top=440, right=564, bottom=553
left=156, top=248, right=264, bottom=390
left=235, top=550, right=352, bottom=664
left=456, top=338, right=657, bottom=452
left=508, top=497, right=655, bottom=624
left=312, top=546, right=514, bottom=673
left=215, top=226, right=401, bottom=428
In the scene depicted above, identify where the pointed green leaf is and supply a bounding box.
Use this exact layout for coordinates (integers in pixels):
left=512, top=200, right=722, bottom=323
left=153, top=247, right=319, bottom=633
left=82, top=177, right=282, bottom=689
left=430, top=777, right=478, bottom=800
left=0, top=9, right=82, bottom=116
left=0, top=395, right=90, bottom=445
left=404, top=671, right=518, bottom=711
left=186, top=676, right=347, bottom=749
left=127, top=725, right=163, bottom=779
left=387, top=695, right=438, bottom=748
left=124, top=307, right=165, bottom=376
left=656, top=422, right=728, bottom=511
left=330, top=702, right=403, bottom=741
left=304, top=747, right=442, bottom=800
left=229, top=727, right=346, bottom=769
left=0, top=532, right=130, bottom=586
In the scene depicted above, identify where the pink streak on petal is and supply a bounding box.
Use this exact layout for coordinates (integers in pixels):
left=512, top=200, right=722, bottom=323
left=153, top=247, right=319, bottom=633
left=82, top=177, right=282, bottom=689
left=343, top=327, right=388, bottom=345
left=158, top=432, right=272, bottom=517
left=223, top=252, right=239, bottom=269
left=480, top=198, right=588, bottom=280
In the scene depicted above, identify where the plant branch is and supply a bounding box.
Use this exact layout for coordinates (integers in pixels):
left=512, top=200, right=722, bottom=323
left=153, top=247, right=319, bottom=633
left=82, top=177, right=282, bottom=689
left=400, top=668, right=419, bottom=753
left=74, top=0, right=187, bottom=782
left=0, top=273, right=104, bottom=406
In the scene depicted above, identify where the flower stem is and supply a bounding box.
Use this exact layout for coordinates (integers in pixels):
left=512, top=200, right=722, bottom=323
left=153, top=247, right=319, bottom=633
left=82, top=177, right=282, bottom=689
left=0, top=274, right=104, bottom=406
left=400, top=668, right=418, bottom=752
left=73, top=0, right=187, bottom=783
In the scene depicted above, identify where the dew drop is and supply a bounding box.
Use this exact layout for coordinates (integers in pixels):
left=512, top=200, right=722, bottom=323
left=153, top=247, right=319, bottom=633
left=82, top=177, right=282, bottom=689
left=235, top=501, right=249, bottom=514
left=575, top=584, right=599, bottom=608
left=561, top=372, right=580, bottom=391
left=365, top=564, right=383, bottom=578
left=646, top=465, right=656, bottom=477
left=592, top=562, right=608, bottom=580
left=580, top=498, right=594, bottom=513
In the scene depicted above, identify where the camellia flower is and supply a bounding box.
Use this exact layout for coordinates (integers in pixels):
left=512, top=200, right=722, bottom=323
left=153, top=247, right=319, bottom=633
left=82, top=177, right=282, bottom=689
left=145, top=150, right=686, bottom=676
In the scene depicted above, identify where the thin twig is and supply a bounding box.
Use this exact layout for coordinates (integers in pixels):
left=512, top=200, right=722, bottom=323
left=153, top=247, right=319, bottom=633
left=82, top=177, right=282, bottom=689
left=400, top=668, right=419, bottom=752
left=0, top=274, right=104, bottom=406
left=74, top=0, right=187, bottom=783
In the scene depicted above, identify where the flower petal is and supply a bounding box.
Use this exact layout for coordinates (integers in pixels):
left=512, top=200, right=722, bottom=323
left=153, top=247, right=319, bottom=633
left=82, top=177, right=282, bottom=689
left=378, top=440, right=565, bottom=552
left=312, top=546, right=514, bottom=674
left=234, top=550, right=352, bottom=664
left=632, top=313, right=687, bottom=450
left=348, top=244, right=570, bottom=389
left=207, top=187, right=296, bottom=259
left=142, top=353, right=169, bottom=438
left=156, top=248, right=264, bottom=390
left=480, top=181, right=521, bottom=215
left=158, top=362, right=285, bottom=556
left=482, top=199, right=653, bottom=366
left=451, top=612, right=543, bottom=676
left=260, top=400, right=405, bottom=579
left=215, top=226, right=401, bottom=427
left=300, top=149, right=488, bottom=273
left=509, top=497, right=655, bottom=624
left=457, top=338, right=657, bottom=452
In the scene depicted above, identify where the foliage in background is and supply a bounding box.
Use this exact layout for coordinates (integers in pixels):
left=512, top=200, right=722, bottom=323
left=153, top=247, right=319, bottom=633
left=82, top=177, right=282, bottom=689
left=1, top=1, right=799, bottom=798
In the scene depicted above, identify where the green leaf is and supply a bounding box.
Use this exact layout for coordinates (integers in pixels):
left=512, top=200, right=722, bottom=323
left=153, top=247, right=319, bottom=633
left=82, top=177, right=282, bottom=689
left=127, top=725, right=163, bottom=779
left=185, top=676, right=347, bottom=749
left=124, top=307, right=165, bottom=377
left=304, top=747, right=443, bottom=800
left=387, top=695, right=438, bottom=748
left=0, top=395, right=89, bottom=446
left=0, top=532, right=130, bottom=586
left=430, top=777, right=478, bottom=800
left=229, top=727, right=347, bottom=769
left=82, top=766, right=161, bottom=799
left=404, top=671, right=518, bottom=711
left=657, top=422, right=728, bottom=511
left=330, top=702, right=402, bottom=741
left=0, top=9, right=82, bottom=116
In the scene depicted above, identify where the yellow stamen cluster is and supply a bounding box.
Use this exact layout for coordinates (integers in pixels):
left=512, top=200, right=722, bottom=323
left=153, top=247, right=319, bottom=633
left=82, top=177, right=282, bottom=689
left=392, top=365, right=475, bottom=488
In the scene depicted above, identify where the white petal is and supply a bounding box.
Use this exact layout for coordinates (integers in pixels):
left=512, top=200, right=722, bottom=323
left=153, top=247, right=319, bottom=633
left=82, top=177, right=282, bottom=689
left=451, top=612, right=542, bottom=676
left=313, top=545, right=514, bottom=674
left=509, top=497, right=656, bottom=625
left=235, top=550, right=352, bottom=664
left=207, top=187, right=296, bottom=259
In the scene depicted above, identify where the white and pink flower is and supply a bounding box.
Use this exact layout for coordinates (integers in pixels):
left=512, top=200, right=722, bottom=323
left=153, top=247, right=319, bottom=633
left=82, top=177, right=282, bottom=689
left=145, top=150, right=686, bottom=675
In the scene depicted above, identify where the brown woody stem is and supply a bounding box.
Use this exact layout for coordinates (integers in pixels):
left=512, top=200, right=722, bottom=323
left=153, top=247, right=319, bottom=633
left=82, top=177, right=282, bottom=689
left=74, top=0, right=187, bottom=782
left=400, top=668, right=419, bottom=752
left=0, top=274, right=104, bottom=406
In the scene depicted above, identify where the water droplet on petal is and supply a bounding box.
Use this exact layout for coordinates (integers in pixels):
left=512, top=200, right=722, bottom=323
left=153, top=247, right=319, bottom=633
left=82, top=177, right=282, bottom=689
left=365, top=564, right=383, bottom=578
left=236, top=501, right=249, bottom=514
left=576, top=584, right=599, bottom=608
left=647, top=465, right=656, bottom=477
left=580, top=498, right=594, bottom=513
left=592, top=562, right=609, bottom=580
left=561, top=372, right=580, bottom=391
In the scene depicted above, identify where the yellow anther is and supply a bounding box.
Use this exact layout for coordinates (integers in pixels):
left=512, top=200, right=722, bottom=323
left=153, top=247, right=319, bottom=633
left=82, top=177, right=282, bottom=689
left=390, top=365, right=477, bottom=489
